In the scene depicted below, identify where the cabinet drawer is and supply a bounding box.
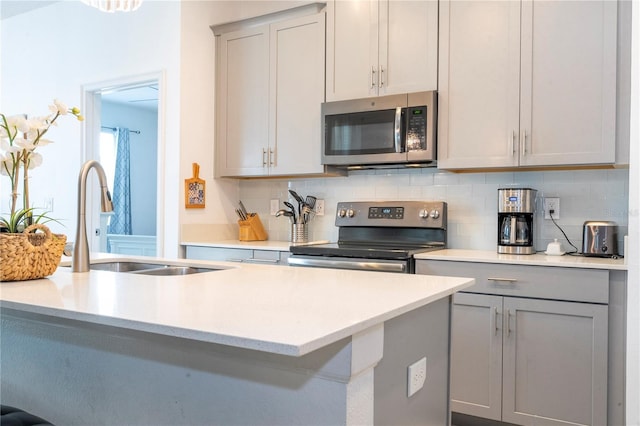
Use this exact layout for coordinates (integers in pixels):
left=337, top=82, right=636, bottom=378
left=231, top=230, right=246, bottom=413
left=417, top=260, right=609, bottom=304
left=185, top=246, right=289, bottom=265
left=185, top=246, right=252, bottom=262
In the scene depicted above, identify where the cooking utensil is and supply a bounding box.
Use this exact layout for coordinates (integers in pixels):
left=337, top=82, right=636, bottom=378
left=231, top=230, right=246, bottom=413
left=288, top=189, right=304, bottom=205
left=283, top=201, right=297, bottom=223
left=235, top=208, right=247, bottom=221
left=305, top=195, right=317, bottom=209
left=275, top=209, right=295, bottom=224
left=301, top=204, right=314, bottom=224
left=238, top=200, right=249, bottom=218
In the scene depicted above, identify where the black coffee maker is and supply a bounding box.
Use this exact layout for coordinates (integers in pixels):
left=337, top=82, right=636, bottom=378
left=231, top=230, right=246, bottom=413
left=498, top=188, right=537, bottom=254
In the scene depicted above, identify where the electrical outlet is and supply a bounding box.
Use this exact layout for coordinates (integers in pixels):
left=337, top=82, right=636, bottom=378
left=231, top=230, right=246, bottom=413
left=315, top=199, right=325, bottom=216
left=543, top=197, right=560, bottom=220
left=270, top=199, right=279, bottom=216
left=407, top=357, right=427, bottom=397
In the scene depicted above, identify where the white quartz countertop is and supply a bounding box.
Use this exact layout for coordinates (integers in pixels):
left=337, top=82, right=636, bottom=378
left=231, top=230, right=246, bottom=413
left=415, top=249, right=627, bottom=270
left=180, top=240, right=328, bottom=251
left=0, top=255, right=474, bottom=357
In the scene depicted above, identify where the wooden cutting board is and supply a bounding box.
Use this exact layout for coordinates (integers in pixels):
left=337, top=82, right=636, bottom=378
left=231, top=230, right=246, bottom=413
left=185, top=163, right=205, bottom=209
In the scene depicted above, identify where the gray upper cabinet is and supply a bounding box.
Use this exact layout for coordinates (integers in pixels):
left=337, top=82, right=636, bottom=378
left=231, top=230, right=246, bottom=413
left=437, top=0, right=617, bottom=170
left=215, top=8, right=327, bottom=178
left=325, top=0, right=438, bottom=101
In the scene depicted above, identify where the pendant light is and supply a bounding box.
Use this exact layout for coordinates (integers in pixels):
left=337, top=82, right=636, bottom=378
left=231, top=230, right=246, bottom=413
left=82, top=0, right=143, bottom=13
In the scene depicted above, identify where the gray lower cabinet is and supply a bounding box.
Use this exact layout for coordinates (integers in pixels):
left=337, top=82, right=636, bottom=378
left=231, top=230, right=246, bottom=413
left=184, top=245, right=290, bottom=266
left=417, top=260, right=609, bottom=426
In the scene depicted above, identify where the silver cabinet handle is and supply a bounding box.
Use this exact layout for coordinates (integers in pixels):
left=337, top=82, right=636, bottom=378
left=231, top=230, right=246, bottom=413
left=262, top=148, right=267, bottom=167
left=245, top=258, right=280, bottom=264
left=379, top=66, right=385, bottom=87
left=269, top=148, right=275, bottom=166
left=371, top=66, right=377, bottom=89
left=487, top=277, right=518, bottom=283
left=394, top=107, right=402, bottom=153
left=507, top=309, right=512, bottom=336
left=494, top=307, right=500, bottom=336
left=521, top=130, right=527, bottom=156
left=510, top=130, right=516, bottom=155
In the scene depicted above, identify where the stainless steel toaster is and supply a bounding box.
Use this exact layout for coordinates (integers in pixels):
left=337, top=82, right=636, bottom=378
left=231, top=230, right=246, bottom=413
left=582, top=221, right=618, bottom=257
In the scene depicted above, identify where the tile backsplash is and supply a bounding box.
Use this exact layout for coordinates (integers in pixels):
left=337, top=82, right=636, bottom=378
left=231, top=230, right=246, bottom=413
left=239, top=168, right=629, bottom=255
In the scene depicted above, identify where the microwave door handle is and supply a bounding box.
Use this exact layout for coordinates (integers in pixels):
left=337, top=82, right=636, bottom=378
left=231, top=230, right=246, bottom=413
left=394, top=107, right=402, bottom=153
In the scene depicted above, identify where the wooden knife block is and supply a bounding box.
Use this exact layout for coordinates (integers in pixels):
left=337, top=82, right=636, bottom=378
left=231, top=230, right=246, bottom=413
left=238, top=214, right=268, bottom=241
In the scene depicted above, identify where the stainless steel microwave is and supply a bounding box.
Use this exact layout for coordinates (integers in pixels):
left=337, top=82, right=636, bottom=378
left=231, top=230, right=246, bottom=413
left=321, top=91, right=437, bottom=169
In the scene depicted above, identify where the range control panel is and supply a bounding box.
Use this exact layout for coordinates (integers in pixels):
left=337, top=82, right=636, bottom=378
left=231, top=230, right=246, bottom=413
left=335, top=201, right=447, bottom=229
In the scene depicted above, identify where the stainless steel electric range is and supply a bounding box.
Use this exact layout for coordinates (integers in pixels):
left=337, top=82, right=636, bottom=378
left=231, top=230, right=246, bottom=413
left=288, top=201, right=447, bottom=274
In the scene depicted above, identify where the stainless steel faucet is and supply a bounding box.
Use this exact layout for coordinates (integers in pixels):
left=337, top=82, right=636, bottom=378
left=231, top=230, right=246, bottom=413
left=72, top=160, right=114, bottom=272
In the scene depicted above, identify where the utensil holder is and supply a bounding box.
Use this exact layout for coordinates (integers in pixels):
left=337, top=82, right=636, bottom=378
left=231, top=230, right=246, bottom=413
left=238, top=214, right=268, bottom=241
left=291, top=223, right=308, bottom=243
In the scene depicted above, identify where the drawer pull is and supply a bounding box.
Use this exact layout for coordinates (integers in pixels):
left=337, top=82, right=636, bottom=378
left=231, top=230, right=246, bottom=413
left=487, top=277, right=518, bottom=284
left=245, top=258, right=279, bottom=264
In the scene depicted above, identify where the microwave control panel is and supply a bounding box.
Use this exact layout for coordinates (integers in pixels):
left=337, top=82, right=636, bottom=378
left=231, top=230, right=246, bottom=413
left=406, top=106, right=427, bottom=151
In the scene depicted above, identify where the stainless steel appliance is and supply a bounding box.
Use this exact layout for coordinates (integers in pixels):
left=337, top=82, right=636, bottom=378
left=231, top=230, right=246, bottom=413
left=288, top=201, right=447, bottom=273
left=582, top=221, right=619, bottom=257
left=498, top=188, right=537, bottom=255
left=321, top=91, right=437, bottom=169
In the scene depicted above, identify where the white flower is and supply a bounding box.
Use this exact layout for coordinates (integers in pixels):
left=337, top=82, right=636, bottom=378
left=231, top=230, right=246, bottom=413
left=16, top=138, right=37, bottom=151
left=27, top=152, right=43, bottom=169
left=50, top=99, right=68, bottom=115
left=0, top=138, right=21, bottom=153
left=0, top=154, right=17, bottom=176
left=2, top=115, right=29, bottom=136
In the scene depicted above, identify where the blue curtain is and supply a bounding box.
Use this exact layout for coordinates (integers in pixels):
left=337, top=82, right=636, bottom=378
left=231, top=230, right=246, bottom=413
left=107, top=127, right=132, bottom=235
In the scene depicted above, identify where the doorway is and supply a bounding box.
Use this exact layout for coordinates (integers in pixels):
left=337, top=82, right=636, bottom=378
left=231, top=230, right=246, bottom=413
left=82, top=73, right=164, bottom=256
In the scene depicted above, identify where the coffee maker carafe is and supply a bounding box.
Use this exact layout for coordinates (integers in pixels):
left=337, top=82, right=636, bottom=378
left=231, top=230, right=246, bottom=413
left=498, top=188, right=537, bottom=254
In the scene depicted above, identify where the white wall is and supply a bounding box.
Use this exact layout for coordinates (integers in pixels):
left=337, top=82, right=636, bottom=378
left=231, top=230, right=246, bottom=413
left=177, top=1, right=318, bottom=246
left=101, top=100, right=158, bottom=235
left=0, top=0, right=180, bottom=253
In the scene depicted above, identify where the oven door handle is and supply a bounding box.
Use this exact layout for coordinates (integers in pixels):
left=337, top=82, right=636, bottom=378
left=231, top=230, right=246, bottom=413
left=288, top=257, right=407, bottom=273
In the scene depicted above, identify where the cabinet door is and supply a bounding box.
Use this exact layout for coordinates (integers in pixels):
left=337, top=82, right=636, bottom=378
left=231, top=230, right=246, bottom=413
left=502, top=297, right=608, bottom=426
left=437, top=0, right=521, bottom=169
left=326, top=0, right=378, bottom=101
left=379, top=0, right=438, bottom=96
left=269, top=13, right=325, bottom=176
left=217, top=26, right=270, bottom=177
left=451, top=293, right=503, bottom=420
left=519, top=0, right=617, bottom=167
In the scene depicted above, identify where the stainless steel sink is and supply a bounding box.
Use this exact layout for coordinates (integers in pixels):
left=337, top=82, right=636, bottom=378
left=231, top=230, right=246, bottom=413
left=90, top=262, right=167, bottom=272
left=133, top=266, right=217, bottom=276
left=87, top=261, right=222, bottom=275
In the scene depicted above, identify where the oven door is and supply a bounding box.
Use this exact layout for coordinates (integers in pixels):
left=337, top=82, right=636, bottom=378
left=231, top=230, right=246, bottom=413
left=287, top=255, right=412, bottom=274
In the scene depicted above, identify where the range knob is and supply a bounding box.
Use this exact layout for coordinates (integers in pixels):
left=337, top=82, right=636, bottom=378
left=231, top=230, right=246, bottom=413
left=430, top=210, right=440, bottom=219
left=419, top=209, right=429, bottom=218
left=337, top=208, right=347, bottom=218
left=346, top=208, right=355, bottom=218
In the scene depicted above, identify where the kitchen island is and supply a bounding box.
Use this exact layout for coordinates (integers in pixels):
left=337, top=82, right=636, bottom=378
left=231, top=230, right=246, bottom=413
left=0, top=256, right=474, bottom=425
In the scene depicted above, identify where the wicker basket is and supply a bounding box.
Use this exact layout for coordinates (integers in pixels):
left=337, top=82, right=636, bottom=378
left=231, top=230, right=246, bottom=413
left=0, top=224, right=67, bottom=282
